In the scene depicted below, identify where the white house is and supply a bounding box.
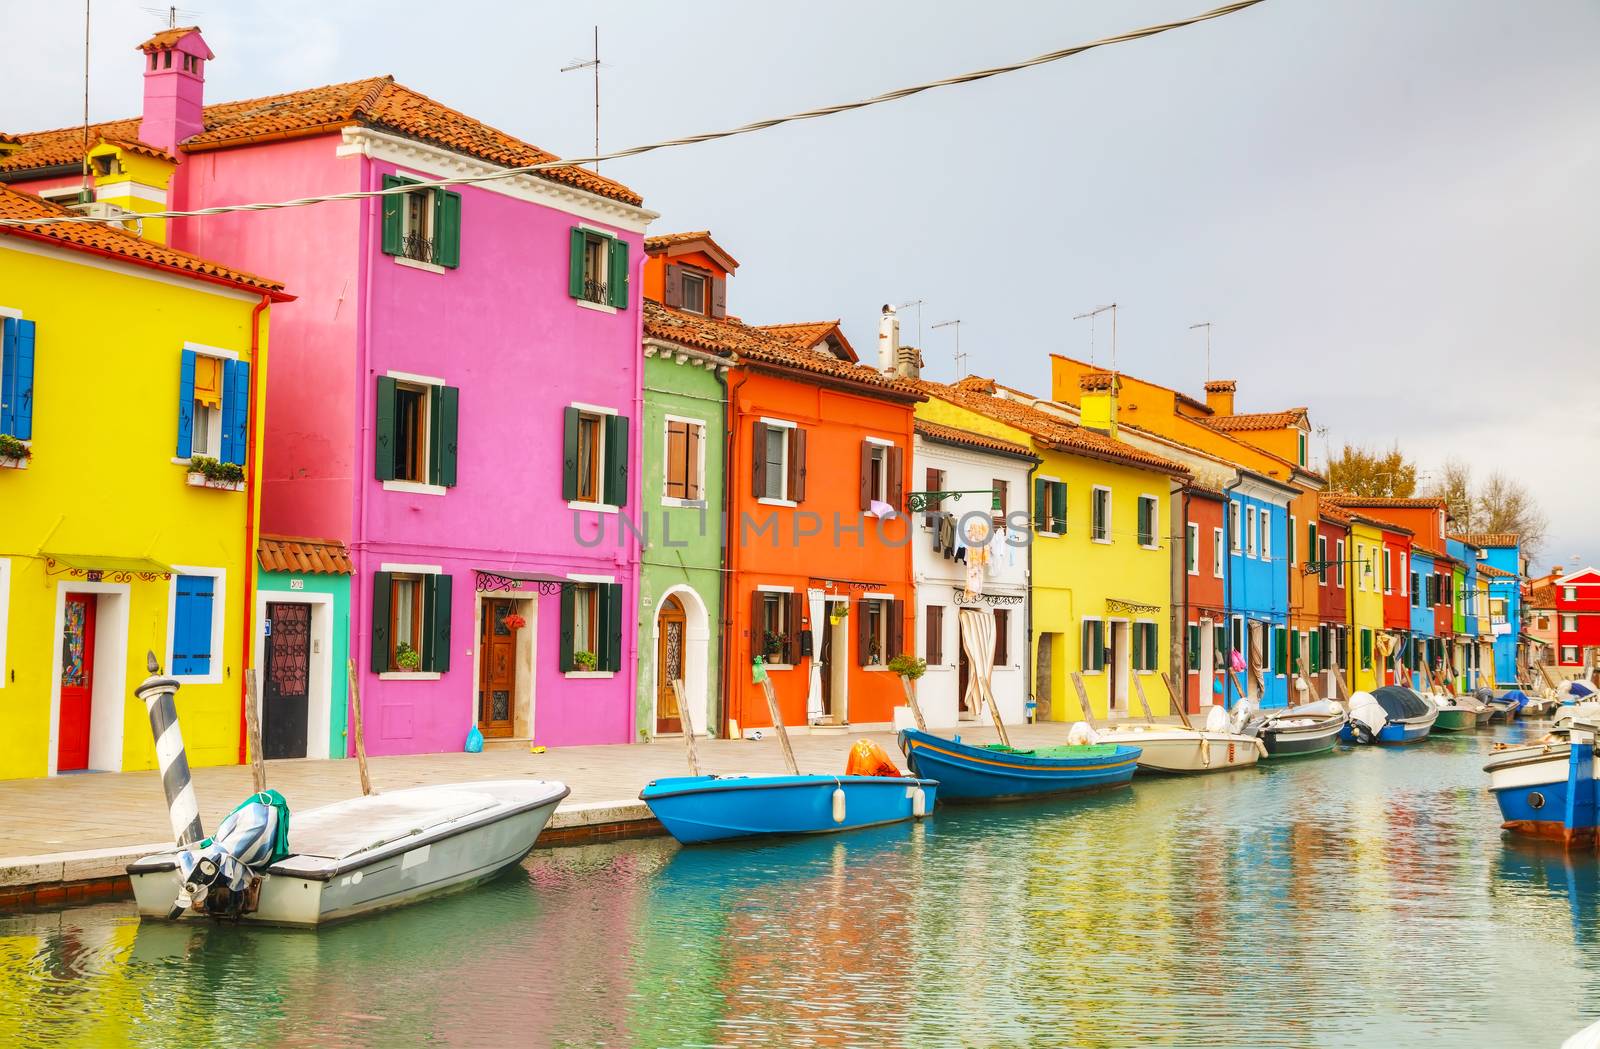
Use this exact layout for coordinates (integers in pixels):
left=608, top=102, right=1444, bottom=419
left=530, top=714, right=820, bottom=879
left=906, top=420, right=1039, bottom=729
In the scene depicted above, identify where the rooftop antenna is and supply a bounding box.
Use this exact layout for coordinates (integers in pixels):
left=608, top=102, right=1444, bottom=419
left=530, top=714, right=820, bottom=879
left=560, top=26, right=603, bottom=173
left=933, top=318, right=964, bottom=378
left=1189, top=321, right=1212, bottom=381
left=78, top=0, right=92, bottom=205
left=140, top=6, right=201, bottom=28
left=894, top=299, right=924, bottom=355
left=1073, top=303, right=1117, bottom=372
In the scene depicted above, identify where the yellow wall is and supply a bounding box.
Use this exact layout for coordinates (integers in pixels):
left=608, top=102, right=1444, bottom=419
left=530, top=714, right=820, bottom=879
left=0, top=237, right=267, bottom=779
left=1349, top=522, right=1384, bottom=692
left=916, top=396, right=1174, bottom=720
left=87, top=142, right=175, bottom=246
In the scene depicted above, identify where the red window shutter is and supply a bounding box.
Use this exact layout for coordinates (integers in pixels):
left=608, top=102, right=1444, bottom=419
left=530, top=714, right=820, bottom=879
left=710, top=276, right=727, bottom=318
left=926, top=606, right=941, bottom=664
left=751, top=420, right=768, bottom=496
left=663, top=264, right=681, bottom=308
left=887, top=446, right=904, bottom=512
left=788, top=427, right=807, bottom=502
left=858, top=441, right=873, bottom=510
left=995, top=609, right=1010, bottom=665
left=857, top=600, right=872, bottom=667
left=889, top=599, right=905, bottom=659
left=751, top=589, right=765, bottom=662
left=786, top=592, right=803, bottom=664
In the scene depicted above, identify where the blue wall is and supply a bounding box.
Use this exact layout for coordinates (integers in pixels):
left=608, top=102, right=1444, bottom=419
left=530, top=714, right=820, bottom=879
left=1480, top=542, right=1522, bottom=683
left=1410, top=550, right=1435, bottom=639
left=1225, top=487, right=1291, bottom=709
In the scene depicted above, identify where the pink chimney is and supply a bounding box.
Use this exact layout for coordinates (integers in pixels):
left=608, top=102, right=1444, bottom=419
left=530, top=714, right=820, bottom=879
left=137, top=26, right=213, bottom=153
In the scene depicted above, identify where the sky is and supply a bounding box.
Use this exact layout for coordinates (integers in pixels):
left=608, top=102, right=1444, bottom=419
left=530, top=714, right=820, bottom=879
left=6, top=0, right=1597, bottom=569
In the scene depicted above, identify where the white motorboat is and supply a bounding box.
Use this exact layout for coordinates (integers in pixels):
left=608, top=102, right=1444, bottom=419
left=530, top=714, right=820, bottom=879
left=1098, top=706, right=1265, bottom=774
left=129, top=780, right=568, bottom=927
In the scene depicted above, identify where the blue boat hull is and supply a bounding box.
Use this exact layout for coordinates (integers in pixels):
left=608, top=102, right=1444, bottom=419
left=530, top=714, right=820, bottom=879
left=639, top=774, right=938, bottom=845
left=1338, top=719, right=1433, bottom=746
left=898, top=729, right=1140, bottom=801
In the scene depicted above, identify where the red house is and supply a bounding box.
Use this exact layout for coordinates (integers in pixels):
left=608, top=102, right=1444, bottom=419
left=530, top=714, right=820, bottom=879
left=1179, top=485, right=1227, bottom=712
left=1316, top=504, right=1351, bottom=696
left=1379, top=527, right=1413, bottom=683
left=1555, top=567, right=1600, bottom=671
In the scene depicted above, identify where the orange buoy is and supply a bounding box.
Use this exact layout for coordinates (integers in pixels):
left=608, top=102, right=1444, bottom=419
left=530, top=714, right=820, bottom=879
left=845, top=738, right=903, bottom=778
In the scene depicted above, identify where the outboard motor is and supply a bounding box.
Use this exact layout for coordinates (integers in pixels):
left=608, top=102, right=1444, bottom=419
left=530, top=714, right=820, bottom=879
left=1346, top=691, right=1386, bottom=744
left=1228, top=695, right=1257, bottom=736
left=172, top=790, right=290, bottom=920
left=1203, top=704, right=1231, bottom=734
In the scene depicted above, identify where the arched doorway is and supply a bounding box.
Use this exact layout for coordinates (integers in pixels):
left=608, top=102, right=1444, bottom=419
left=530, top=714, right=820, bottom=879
left=655, top=595, right=686, bottom=734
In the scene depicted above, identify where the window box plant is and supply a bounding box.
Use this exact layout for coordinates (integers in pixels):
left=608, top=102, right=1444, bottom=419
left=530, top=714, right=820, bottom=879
left=185, top=455, right=246, bottom=491
left=572, top=650, right=599, bottom=672
left=395, top=642, right=422, bottom=671
left=763, top=631, right=790, bottom=660
left=0, top=434, right=30, bottom=470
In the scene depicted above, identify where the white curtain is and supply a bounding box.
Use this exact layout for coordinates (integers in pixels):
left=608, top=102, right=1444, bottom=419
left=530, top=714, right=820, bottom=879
left=806, top=588, right=826, bottom=722
left=959, top=607, right=997, bottom=720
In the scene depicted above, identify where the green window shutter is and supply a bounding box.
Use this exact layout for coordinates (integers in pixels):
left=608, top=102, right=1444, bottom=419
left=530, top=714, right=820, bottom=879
left=561, top=406, right=581, bottom=500
left=607, top=237, right=629, bottom=308
left=1290, top=630, right=1301, bottom=673
left=1187, top=624, right=1200, bottom=670
left=1138, top=498, right=1153, bottom=545
left=568, top=227, right=587, bottom=298
left=433, top=189, right=462, bottom=268
left=1311, top=631, right=1322, bottom=673
left=559, top=585, right=577, bottom=672
left=603, top=583, right=624, bottom=671
left=375, top=376, right=398, bottom=481
left=176, top=348, right=196, bottom=459
left=1361, top=629, right=1372, bottom=668
left=370, top=572, right=393, bottom=672
left=603, top=414, right=630, bottom=507
left=1274, top=627, right=1287, bottom=674
left=381, top=175, right=406, bottom=256
left=422, top=573, right=453, bottom=673
left=1053, top=482, right=1067, bottom=532
left=429, top=385, right=460, bottom=487
left=1033, top=478, right=1048, bottom=532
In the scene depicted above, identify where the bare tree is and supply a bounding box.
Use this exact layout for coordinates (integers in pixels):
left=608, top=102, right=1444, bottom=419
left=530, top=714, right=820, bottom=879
left=1425, top=457, right=1474, bottom=531
left=1477, top=471, right=1548, bottom=564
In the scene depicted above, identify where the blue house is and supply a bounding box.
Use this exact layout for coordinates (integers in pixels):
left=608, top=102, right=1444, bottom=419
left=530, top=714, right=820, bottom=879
left=1457, top=534, right=1524, bottom=684
left=1223, top=470, right=1296, bottom=709
left=1409, top=546, right=1435, bottom=684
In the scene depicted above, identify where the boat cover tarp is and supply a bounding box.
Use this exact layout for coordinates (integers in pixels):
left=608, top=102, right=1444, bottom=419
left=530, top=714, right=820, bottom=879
left=1370, top=686, right=1433, bottom=720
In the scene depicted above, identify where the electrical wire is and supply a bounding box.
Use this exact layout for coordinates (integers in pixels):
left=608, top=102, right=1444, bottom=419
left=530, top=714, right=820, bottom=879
left=1, top=0, right=1268, bottom=228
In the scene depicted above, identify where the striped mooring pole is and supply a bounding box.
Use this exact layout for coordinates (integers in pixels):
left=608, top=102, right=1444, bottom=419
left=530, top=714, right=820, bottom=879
left=134, top=651, right=205, bottom=848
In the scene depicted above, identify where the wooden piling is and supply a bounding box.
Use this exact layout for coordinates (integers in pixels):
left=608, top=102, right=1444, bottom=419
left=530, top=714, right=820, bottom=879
left=347, top=659, right=373, bottom=796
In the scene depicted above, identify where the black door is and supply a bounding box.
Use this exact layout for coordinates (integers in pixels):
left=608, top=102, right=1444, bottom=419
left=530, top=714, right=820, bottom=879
left=264, top=602, right=311, bottom=759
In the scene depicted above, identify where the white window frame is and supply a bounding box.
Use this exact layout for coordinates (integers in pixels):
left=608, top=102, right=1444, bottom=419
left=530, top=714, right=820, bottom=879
left=864, top=436, right=894, bottom=509
left=1289, top=514, right=1298, bottom=565
left=1091, top=485, right=1112, bottom=544
left=1565, top=587, right=1578, bottom=602
left=1400, top=553, right=1408, bottom=596
left=757, top=416, right=796, bottom=506
left=183, top=344, right=239, bottom=462
left=1137, top=494, right=1160, bottom=550
left=381, top=369, right=449, bottom=496
left=1081, top=616, right=1106, bottom=674
left=1260, top=508, right=1271, bottom=561
left=1356, top=544, right=1366, bottom=591
left=1562, top=614, right=1578, bottom=632
left=1336, top=539, right=1346, bottom=587
left=1383, top=548, right=1393, bottom=595
left=378, top=562, right=445, bottom=680
left=661, top=413, right=708, bottom=506
left=1229, top=502, right=1242, bottom=553
left=566, top=400, right=621, bottom=512
left=1037, top=474, right=1064, bottom=535
left=1186, top=522, right=1200, bottom=576
left=1562, top=646, right=1579, bottom=664
left=862, top=595, right=893, bottom=668
left=1212, top=528, right=1224, bottom=579
left=1245, top=506, right=1258, bottom=559
left=165, top=565, right=227, bottom=685
left=1318, top=536, right=1329, bottom=588
left=1134, top=618, right=1159, bottom=673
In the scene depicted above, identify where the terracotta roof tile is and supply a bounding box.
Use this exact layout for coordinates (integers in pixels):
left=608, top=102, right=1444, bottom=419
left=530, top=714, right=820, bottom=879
left=1529, top=585, right=1556, bottom=608
left=0, top=184, right=286, bottom=294
left=138, top=26, right=205, bottom=52
left=914, top=420, right=1037, bottom=460
left=98, top=137, right=176, bottom=162
left=1325, top=494, right=1448, bottom=510
left=1412, top=543, right=1448, bottom=560
left=1203, top=379, right=1236, bottom=393
left=1319, top=503, right=1353, bottom=524
left=1477, top=563, right=1515, bottom=579
left=1452, top=531, right=1519, bottom=548
left=912, top=377, right=1190, bottom=477
left=644, top=302, right=921, bottom=397
left=755, top=320, right=859, bottom=361
left=1202, top=408, right=1309, bottom=432
left=644, top=231, right=711, bottom=250
left=257, top=535, right=353, bottom=575
left=4, top=77, right=642, bottom=205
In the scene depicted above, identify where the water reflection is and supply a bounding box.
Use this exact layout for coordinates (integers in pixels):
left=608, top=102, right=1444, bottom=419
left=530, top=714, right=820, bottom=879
left=7, top=736, right=1600, bottom=1047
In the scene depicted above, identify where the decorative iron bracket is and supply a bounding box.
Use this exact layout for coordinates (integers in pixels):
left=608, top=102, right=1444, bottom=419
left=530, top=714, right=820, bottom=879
left=906, top=489, right=1001, bottom=513
left=474, top=570, right=569, bottom=595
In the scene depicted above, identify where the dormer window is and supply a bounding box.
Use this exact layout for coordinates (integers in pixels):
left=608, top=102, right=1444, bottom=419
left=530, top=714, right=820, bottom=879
left=679, top=269, right=707, bottom=314
left=92, top=155, right=116, bottom=177
left=662, top=262, right=722, bottom=317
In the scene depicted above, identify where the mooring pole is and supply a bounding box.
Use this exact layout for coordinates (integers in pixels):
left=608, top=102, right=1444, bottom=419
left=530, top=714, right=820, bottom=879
left=134, top=651, right=205, bottom=848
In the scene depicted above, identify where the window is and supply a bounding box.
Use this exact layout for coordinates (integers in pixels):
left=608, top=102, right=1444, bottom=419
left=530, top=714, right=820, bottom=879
left=1092, top=487, right=1112, bottom=543
left=374, top=377, right=459, bottom=489
left=563, top=580, right=624, bottom=672
left=1289, top=516, right=1297, bottom=564
left=753, top=420, right=805, bottom=503
left=1260, top=509, right=1271, bottom=561
left=923, top=468, right=945, bottom=528
left=1214, top=624, right=1227, bottom=669
left=1034, top=478, right=1067, bottom=534
left=1562, top=646, right=1579, bottom=664
left=1538, top=616, right=1549, bottom=630
left=679, top=269, right=708, bottom=314
left=1133, top=622, right=1159, bottom=672
left=1289, top=629, right=1301, bottom=675
left=177, top=348, right=249, bottom=467
left=1336, top=540, right=1346, bottom=587
left=663, top=262, right=722, bottom=317
left=925, top=605, right=944, bottom=664
left=1361, top=628, right=1373, bottom=669
left=1297, top=431, right=1307, bottom=466
left=1274, top=627, right=1288, bottom=677
left=859, top=440, right=901, bottom=513
left=1383, top=549, right=1392, bottom=593
left=1137, top=496, right=1159, bottom=548
left=1186, top=522, right=1200, bottom=575
left=1318, top=537, right=1329, bottom=586
left=1187, top=623, right=1201, bottom=671
left=371, top=569, right=452, bottom=673
left=992, top=478, right=1009, bottom=530
left=381, top=175, right=461, bottom=268
left=664, top=417, right=704, bottom=502
left=1229, top=502, right=1242, bottom=552
left=1213, top=528, right=1225, bottom=578
left=1409, top=573, right=1420, bottom=608
left=170, top=572, right=220, bottom=678
left=1246, top=507, right=1258, bottom=558
left=567, top=226, right=629, bottom=308
left=1400, top=554, right=1408, bottom=596
left=1337, top=626, right=1348, bottom=668
left=994, top=609, right=1011, bottom=666
left=563, top=405, right=628, bottom=507
left=857, top=597, right=902, bottom=666
left=1563, top=614, right=1578, bottom=632
left=1307, top=522, right=1318, bottom=570
left=1565, top=587, right=1577, bottom=602
left=1230, top=616, right=1244, bottom=665
left=1082, top=619, right=1106, bottom=672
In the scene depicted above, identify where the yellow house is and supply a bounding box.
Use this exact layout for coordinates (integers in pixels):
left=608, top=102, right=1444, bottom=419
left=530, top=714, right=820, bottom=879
left=0, top=185, right=288, bottom=780
left=912, top=376, right=1189, bottom=720
left=1347, top=516, right=1386, bottom=693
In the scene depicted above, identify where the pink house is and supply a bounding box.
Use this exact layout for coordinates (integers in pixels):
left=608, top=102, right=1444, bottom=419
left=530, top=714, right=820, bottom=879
left=4, top=27, right=655, bottom=755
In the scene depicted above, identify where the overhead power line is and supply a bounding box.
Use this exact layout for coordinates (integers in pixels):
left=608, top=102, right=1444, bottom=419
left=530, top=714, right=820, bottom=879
left=2, top=0, right=1267, bottom=227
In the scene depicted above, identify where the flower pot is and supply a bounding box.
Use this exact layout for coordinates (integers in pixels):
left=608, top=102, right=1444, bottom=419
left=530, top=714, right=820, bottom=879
left=0, top=455, right=27, bottom=471
left=186, top=471, right=245, bottom=492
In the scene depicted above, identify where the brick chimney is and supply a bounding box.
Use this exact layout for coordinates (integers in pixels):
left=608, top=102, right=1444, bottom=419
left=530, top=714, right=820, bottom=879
left=895, top=344, right=922, bottom=380
left=137, top=27, right=212, bottom=154
left=1079, top=371, right=1119, bottom=436
left=1204, top=379, right=1236, bottom=416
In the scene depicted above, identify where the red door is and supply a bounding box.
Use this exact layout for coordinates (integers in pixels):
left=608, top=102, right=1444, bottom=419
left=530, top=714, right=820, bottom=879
left=58, top=594, right=96, bottom=771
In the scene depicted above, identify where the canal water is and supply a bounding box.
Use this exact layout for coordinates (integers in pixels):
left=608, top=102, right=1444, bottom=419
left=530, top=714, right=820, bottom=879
left=4, top=724, right=1599, bottom=1048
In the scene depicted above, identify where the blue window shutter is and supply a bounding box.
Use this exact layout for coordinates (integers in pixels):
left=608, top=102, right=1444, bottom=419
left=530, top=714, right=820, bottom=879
left=0, top=317, right=15, bottom=437
left=176, top=349, right=196, bottom=459
left=218, top=359, right=235, bottom=465
left=226, top=360, right=250, bottom=465
left=12, top=320, right=33, bottom=440
left=173, top=574, right=215, bottom=675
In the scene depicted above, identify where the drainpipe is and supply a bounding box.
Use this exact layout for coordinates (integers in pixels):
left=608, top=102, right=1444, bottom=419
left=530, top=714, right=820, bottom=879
left=237, top=292, right=271, bottom=764
left=1179, top=487, right=1190, bottom=715
left=1222, top=475, right=1242, bottom=710
left=716, top=364, right=750, bottom=738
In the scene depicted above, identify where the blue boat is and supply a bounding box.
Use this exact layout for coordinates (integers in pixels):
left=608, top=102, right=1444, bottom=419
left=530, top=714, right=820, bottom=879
left=1339, top=686, right=1438, bottom=745
left=897, top=728, right=1140, bottom=802
left=639, top=774, right=938, bottom=845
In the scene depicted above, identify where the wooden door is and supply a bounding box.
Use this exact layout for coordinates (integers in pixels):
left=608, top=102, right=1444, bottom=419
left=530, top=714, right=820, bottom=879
left=57, top=594, right=96, bottom=771
left=655, top=596, right=685, bottom=734
left=263, top=602, right=311, bottom=759
left=819, top=612, right=835, bottom=716
left=478, top=599, right=517, bottom=738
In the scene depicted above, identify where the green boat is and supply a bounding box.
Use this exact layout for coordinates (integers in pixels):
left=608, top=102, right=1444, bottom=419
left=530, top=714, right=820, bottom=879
left=1431, top=705, right=1479, bottom=732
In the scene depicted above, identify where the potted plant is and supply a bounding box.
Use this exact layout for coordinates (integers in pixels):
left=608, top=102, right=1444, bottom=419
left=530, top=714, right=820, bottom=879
left=828, top=603, right=849, bottom=626
left=0, top=434, right=30, bottom=469
left=888, top=653, right=929, bottom=731
left=763, top=631, right=790, bottom=660
left=573, top=650, right=599, bottom=672
left=503, top=612, right=527, bottom=631
left=395, top=642, right=422, bottom=671
left=185, top=455, right=246, bottom=491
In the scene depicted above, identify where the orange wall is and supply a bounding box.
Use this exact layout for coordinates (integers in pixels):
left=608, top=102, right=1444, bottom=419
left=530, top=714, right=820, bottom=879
left=725, top=367, right=918, bottom=733
left=643, top=248, right=727, bottom=304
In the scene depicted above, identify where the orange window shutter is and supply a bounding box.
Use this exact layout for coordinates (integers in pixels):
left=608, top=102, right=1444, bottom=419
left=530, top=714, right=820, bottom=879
left=193, top=355, right=223, bottom=408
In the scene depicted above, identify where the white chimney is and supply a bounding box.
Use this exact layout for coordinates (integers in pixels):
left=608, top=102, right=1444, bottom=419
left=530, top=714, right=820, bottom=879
left=877, top=304, right=899, bottom=375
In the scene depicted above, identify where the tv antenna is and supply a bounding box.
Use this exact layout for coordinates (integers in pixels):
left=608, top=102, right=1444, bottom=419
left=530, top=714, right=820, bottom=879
left=141, top=6, right=201, bottom=28
left=933, top=318, right=964, bottom=378
left=560, top=26, right=604, bottom=173
left=1073, top=303, right=1117, bottom=371
left=894, top=300, right=924, bottom=355
left=1189, top=321, right=1212, bottom=381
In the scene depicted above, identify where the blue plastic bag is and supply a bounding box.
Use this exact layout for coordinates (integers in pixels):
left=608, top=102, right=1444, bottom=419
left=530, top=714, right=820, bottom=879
left=465, top=725, right=484, bottom=753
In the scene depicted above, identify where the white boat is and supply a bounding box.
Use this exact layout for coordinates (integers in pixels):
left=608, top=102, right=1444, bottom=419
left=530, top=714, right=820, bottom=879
left=1097, top=715, right=1265, bottom=774
left=129, top=780, right=568, bottom=927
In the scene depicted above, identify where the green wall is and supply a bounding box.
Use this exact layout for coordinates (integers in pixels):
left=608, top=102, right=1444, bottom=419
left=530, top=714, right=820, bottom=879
left=258, top=569, right=351, bottom=759
left=636, top=353, right=726, bottom=739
